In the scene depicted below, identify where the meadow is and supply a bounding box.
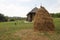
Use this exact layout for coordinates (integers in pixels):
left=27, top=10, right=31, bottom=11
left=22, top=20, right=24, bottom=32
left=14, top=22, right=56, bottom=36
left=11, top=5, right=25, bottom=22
left=0, top=18, right=60, bottom=40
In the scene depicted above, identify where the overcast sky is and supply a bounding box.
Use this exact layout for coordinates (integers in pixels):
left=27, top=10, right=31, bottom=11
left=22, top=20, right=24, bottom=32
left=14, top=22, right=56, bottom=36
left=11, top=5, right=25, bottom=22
left=0, top=0, right=60, bottom=17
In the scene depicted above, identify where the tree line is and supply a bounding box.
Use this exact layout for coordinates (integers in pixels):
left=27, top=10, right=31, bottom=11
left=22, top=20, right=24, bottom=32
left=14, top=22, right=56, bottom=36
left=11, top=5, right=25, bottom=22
left=0, top=13, right=8, bottom=22
left=0, top=13, right=26, bottom=22
left=0, top=13, right=60, bottom=22
left=50, top=13, right=60, bottom=18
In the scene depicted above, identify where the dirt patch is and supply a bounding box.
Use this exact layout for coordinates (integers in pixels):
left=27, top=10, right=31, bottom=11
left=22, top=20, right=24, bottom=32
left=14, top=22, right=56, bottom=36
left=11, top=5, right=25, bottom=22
left=15, top=29, right=49, bottom=40
left=14, top=29, right=60, bottom=40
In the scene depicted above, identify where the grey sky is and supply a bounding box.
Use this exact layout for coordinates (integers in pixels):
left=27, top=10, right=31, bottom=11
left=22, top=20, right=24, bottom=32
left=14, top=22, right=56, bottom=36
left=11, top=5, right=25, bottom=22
left=0, top=0, right=60, bottom=17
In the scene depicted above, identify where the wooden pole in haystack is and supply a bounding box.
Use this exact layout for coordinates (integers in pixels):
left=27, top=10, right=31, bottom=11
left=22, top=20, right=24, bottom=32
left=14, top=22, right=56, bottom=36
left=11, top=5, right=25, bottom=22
left=34, top=6, right=55, bottom=32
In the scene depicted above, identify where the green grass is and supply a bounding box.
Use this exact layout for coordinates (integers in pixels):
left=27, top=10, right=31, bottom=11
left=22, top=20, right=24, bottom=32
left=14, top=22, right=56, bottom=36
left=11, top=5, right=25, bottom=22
left=0, top=18, right=60, bottom=40
left=0, top=21, right=33, bottom=40
left=53, top=18, right=60, bottom=35
left=54, top=18, right=60, bottom=31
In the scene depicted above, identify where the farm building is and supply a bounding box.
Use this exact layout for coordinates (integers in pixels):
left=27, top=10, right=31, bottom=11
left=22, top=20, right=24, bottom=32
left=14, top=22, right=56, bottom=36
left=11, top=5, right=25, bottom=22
left=26, top=7, right=38, bottom=22
left=26, top=6, right=52, bottom=22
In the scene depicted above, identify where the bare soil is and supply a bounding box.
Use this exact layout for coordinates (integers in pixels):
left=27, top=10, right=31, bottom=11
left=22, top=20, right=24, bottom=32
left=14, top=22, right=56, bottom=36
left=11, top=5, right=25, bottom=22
left=14, top=29, right=60, bottom=40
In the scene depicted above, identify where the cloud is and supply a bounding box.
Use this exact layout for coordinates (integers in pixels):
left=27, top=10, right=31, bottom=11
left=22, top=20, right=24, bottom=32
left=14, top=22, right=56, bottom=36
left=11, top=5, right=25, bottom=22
left=0, top=0, right=60, bottom=17
left=53, top=5, right=60, bottom=13
left=52, top=0, right=60, bottom=13
left=57, top=0, right=60, bottom=3
left=47, top=0, right=60, bottom=13
left=0, top=4, right=31, bottom=17
left=16, top=0, right=32, bottom=2
left=0, top=0, right=32, bottom=17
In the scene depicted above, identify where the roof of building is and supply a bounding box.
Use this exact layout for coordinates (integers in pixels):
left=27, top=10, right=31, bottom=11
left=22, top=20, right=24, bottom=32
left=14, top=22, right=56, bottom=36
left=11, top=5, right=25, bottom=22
left=27, top=7, right=38, bottom=16
left=27, top=6, right=49, bottom=16
left=31, top=7, right=38, bottom=12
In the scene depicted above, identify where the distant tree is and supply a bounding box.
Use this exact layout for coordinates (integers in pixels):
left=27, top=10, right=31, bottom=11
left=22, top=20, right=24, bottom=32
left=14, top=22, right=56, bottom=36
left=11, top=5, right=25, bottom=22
left=50, top=13, right=55, bottom=17
left=10, top=19, right=15, bottom=21
left=0, top=13, right=8, bottom=22
left=50, top=13, right=60, bottom=18
left=4, top=16, right=8, bottom=21
left=0, top=13, right=5, bottom=22
left=55, top=13, right=60, bottom=18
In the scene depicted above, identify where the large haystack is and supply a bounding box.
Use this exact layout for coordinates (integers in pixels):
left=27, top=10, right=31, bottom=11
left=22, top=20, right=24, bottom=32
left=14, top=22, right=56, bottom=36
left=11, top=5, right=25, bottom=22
left=34, top=6, right=55, bottom=32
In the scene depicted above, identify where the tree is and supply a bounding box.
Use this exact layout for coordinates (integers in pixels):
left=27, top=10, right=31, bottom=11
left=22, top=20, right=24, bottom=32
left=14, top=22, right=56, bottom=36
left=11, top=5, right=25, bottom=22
left=0, top=13, right=8, bottom=22
left=50, top=13, right=60, bottom=18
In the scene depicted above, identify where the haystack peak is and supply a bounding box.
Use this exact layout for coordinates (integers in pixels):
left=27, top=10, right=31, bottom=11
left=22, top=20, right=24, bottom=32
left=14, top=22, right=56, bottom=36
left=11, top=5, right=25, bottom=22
left=38, top=6, right=49, bottom=13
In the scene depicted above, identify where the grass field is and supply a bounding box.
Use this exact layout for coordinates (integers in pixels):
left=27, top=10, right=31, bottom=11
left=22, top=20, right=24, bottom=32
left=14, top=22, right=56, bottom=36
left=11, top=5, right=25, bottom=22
left=0, top=18, right=60, bottom=40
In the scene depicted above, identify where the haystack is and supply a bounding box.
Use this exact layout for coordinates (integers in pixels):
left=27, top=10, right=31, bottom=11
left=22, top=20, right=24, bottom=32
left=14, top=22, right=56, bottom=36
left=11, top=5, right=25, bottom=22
left=34, top=6, right=55, bottom=32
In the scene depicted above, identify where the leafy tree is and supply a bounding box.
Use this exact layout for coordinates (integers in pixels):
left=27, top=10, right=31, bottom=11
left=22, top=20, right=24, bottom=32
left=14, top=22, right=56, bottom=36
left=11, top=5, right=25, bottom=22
left=50, top=13, right=60, bottom=18
left=0, top=13, right=8, bottom=22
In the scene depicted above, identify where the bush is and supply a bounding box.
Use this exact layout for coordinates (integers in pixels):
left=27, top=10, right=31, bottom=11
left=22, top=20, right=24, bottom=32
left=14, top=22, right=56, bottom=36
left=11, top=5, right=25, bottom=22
left=10, top=19, right=15, bottom=21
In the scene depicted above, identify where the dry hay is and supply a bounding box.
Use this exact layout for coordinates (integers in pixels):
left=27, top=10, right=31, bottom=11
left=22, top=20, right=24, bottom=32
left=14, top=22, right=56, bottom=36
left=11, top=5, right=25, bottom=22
left=34, top=6, right=55, bottom=32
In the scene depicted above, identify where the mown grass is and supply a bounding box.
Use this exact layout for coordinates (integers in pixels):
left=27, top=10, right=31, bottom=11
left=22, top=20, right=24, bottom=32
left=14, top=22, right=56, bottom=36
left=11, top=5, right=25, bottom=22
left=0, top=18, right=60, bottom=40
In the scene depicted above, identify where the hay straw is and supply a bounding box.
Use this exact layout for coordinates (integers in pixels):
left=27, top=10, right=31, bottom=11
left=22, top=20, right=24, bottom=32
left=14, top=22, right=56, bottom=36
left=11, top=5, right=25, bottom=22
left=34, top=6, right=55, bottom=32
